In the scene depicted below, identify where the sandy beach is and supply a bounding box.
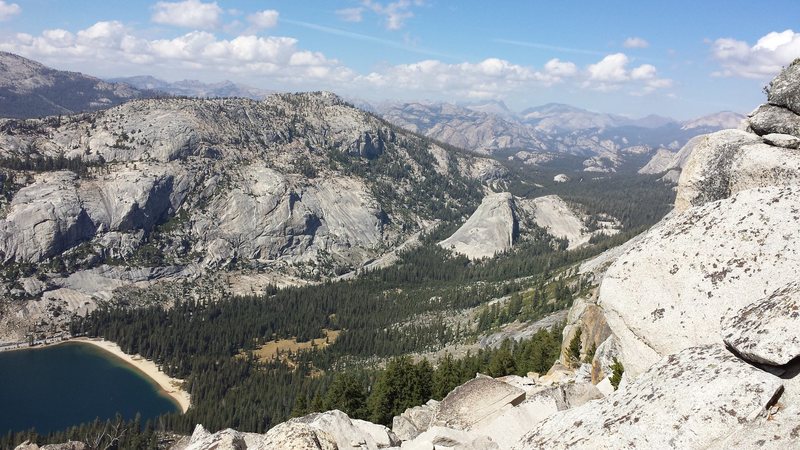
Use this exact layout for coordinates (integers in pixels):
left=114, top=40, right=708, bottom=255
left=70, top=337, right=191, bottom=413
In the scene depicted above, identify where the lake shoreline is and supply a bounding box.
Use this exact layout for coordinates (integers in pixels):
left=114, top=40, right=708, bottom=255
left=5, top=337, right=191, bottom=413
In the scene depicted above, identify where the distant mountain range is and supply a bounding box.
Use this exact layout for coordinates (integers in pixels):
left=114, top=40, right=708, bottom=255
left=0, top=52, right=272, bottom=120
left=0, top=51, right=154, bottom=119
left=0, top=51, right=745, bottom=176
left=108, top=75, right=273, bottom=100
left=374, top=100, right=745, bottom=173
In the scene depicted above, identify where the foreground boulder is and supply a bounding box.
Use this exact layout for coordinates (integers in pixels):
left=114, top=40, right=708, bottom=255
left=400, top=426, right=499, bottom=450
left=600, top=185, right=800, bottom=376
left=259, top=421, right=338, bottom=450
left=766, top=58, right=800, bottom=115
left=392, top=400, right=439, bottom=441
left=291, top=410, right=400, bottom=449
left=181, top=410, right=397, bottom=450
left=473, top=382, right=603, bottom=448
left=675, top=129, right=777, bottom=212
left=514, top=345, right=783, bottom=449
left=722, top=281, right=800, bottom=366
left=431, top=375, right=526, bottom=430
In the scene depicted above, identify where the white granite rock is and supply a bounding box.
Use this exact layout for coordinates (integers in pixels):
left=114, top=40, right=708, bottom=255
left=722, top=281, right=800, bottom=366
left=762, top=132, right=800, bottom=149
left=748, top=103, right=800, bottom=137
left=431, top=375, right=526, bottom=430
left=673, top=129, right=762, bottom=212
left=767, top=58, right=800, bottom=115
left=289, top=410, right=399, bottom=450
left=601, top=185, right=800, bottom=376
left=438, top=192, right=516, bottom=260
left=400, top=426, right=499, bottom=450
left=392, top=400, right=439, bottom=441
left=514, top=345, right=784, bottom=449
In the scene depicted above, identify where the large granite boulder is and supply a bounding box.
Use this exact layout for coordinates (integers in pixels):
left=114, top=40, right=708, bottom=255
left=183, top=426, right=250, bottom=450
left=747, top=104, right=800, bottom=137
left=767, top=58, right=800, bottom=115
left=513, top=345, right=784, bottom=449
left=400, top=426, right=499, bottom=450
left=431, top=375, right=526, bottom=430
left=0, top=171, right=94, bottom=263
left=290, top=410, right=399, bottom=450
left=673, top=129, right=762, bottom=211
left=392, top=400, right=439, bottom=441
left=722, top=281, right=800, bottom=366
left=600, top=185, right=800, bottom=376
left=259, top=421, right=338, bottom=450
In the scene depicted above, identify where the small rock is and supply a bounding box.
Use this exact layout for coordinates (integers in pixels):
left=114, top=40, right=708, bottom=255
left=762, top=132, right=800, bottom=149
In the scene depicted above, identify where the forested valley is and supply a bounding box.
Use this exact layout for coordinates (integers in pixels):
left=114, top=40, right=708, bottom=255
left=2, top=160, right=676, bottom=448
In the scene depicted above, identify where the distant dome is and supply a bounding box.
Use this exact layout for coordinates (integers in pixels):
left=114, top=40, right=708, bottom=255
left=553, top=174, right=570, bottom=183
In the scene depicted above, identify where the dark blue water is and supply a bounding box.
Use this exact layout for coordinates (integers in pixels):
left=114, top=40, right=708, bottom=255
left=0, top=342, right=179, bottom=434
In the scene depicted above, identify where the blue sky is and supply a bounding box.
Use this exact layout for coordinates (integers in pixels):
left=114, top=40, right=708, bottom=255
left=2, top=0, right=799, bottom=118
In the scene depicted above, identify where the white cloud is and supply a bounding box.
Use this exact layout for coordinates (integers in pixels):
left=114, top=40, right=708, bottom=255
left=544, top=58, right=577, bottom=77
left=631, top=64, right=656, bottom=80
left=336, top=7, right=364, bottom=23
left=248, top=10, right=279, bottom=29
left=588, top=53, right=630, bottom=82
left=0, top=21, right=353, bottom=84
left=362, top=0, right=424, bottom=30
left=0, top=20, right=671, bottom=102
left=152, top=0, right=222, bottom=29
left=585, top=53, right=671, bottom=93
left=360, top=57, right=578, bottom=99
left=711, top=29, right=800, bottom=78
left=0, top=0, right=20, bottom=21
left=623, top=37, right=649, bottom=49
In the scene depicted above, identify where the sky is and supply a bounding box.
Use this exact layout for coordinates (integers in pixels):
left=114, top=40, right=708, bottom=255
left=1, top=0, right=800, bottom=119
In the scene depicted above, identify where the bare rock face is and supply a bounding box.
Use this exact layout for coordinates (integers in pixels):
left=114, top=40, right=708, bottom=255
left=600, top=185, right=800, bottom=376
left=520, top=195, right=608, bottom=249
left=400, top=426, right=499, bottom=450
left=183, top=427, right=249, bottom=450
left=707, top=404, right=800, bottom=450
left=762, top=132, right=800, bottom=149
left=182, top=411, right=397, bottom=450
left=438, top=192, right=516, bottom=260
left=766, top=58, right=800, bottom=115
left=747, top=104, right=800, bottom=137
left=559, top=295, right=611, bottom=368
left=259, top=421, right=338, bottom=450
left=290, top=410, right=400, bottom=450
left=14, top=442, right=87, bottom=450
left=392, top=400, right=439, bottom=441
left=513, top=345, right=784, bottom=450
left=722, top=282, right=800, bottom=366
left=431, top=376, right=526, bottom=431
left=0, top=171, right=94, bottom=262
left=673, top=129, right=762, bottom=212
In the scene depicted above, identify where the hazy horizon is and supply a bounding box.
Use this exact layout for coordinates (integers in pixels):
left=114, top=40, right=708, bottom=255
left=1, top=1, right=797, bottom=119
